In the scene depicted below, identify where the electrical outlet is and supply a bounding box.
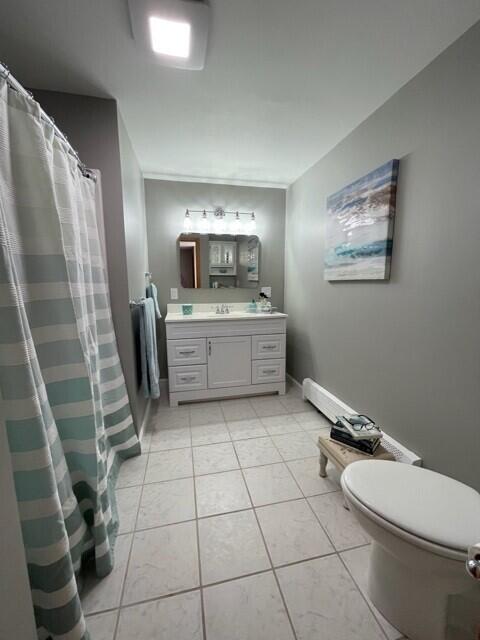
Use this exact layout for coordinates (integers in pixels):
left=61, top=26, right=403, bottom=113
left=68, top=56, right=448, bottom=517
left=170, top=288, right=178, bottom=300
left=260, top=286, right=271, bottom=298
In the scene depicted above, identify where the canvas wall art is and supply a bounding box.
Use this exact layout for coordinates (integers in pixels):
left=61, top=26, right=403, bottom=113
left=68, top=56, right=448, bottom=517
left=324, top=159, right=399, bottom=280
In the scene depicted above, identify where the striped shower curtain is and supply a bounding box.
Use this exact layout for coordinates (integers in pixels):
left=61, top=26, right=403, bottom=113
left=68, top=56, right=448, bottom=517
left=0, top=79, right=140, bottom=638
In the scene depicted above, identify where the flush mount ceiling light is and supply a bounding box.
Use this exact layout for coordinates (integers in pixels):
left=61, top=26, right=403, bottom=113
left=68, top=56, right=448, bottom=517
left=149, top=16, right=191, bottom=58
left=128, top=0, right=209, bottom=70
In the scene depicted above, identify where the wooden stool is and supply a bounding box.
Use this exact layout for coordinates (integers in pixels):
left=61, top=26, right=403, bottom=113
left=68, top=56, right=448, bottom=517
left=317, top=435, right=395, bottom=479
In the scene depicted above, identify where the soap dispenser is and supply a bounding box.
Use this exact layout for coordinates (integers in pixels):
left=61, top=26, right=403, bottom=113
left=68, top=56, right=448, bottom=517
left=258, top=292, right=270, bottom=312
left=248, top=299, right=257, bottom=313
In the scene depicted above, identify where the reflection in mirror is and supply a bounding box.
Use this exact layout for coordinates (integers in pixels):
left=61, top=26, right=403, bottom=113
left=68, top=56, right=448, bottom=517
left=178, top=233, right=260, bottom=289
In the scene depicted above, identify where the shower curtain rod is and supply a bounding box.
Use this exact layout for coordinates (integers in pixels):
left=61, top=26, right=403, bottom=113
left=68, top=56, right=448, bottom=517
left=0, top=61, right=96, bottom=181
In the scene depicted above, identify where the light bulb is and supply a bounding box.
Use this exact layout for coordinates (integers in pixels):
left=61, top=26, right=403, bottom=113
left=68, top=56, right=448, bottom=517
left=183, top=209, right=192, bottom=232
left=245, top=212, right=256, bottom=235
left=199, top=210, right=209, bottom=234
left=149, top=17, right=191, bottom=59
left=214, top=214, right=226, bottom=234
left=230, top=212, right=242, bottom=234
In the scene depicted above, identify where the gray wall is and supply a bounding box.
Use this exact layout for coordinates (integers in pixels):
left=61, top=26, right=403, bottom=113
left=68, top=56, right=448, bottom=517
left=31, top=90, right=148, bottom=430
left=285, top=22, right=480, bottom=490
left=118, top=113, right=150, bottom=427
left=118, top=114, right=149, bottom=301
left=145, top=179, right=286, bottom=376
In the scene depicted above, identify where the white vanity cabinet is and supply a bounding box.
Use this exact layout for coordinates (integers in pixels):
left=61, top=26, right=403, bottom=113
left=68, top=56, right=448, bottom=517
left=165, top=306, right=287, bottom=406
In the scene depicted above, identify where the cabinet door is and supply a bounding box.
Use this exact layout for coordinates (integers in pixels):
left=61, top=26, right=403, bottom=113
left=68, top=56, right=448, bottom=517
left=221, top=242, right=236, bottom=266
left=207, top=336, right=251, bottom=389
left=209, top=242, right=221, bottom=266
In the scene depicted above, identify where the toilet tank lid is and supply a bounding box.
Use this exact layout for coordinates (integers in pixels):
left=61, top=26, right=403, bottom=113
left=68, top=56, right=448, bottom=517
left=342, top=460, right=480, bottom=553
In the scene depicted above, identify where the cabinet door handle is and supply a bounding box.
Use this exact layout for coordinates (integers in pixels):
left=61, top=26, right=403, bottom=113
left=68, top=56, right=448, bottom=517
left=208, top=341, right=212, bottom=356
left=179, top=350, right=195, bottom=355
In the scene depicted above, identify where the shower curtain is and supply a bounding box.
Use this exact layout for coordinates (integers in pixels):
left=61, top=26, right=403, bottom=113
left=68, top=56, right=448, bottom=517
left=0, top=79, right=140, bottom=639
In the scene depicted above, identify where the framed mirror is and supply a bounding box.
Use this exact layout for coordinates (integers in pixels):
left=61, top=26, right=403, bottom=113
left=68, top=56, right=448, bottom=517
left=178, top=233, right=260, bottom=289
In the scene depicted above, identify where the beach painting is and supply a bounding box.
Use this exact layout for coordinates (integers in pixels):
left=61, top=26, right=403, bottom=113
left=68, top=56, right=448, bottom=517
left=324, top=159, right=399, bottom=280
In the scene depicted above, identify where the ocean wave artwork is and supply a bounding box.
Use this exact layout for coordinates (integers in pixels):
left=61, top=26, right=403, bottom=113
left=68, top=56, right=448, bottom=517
left=324, top=159, right=399, bottom=280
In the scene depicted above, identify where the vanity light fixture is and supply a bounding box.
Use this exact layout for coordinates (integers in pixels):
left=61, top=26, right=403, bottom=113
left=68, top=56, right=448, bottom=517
left=199, top=209, right=209, bottom=233
left=183, top=209, right=192, bottom=232
left=128, top=0, right=210, bottom=70
left=181, top=208, right=258, bottom=236
left=230, top=211, right=242, bottom=234
left=213, top=207, right=226, bottom=234
left=245, top=212, right=256, bottom=234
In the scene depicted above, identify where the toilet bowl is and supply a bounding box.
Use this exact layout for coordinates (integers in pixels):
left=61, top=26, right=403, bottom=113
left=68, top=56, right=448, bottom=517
left=341, top=460, right=480, bottom=640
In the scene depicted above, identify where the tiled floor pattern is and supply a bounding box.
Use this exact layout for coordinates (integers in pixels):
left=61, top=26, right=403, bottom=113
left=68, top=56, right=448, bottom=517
left=82, top=386, right=404, bottom=640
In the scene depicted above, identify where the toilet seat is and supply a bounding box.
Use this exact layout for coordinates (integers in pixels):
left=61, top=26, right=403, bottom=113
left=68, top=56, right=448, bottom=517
left=342, top=460, right=480, bottom=558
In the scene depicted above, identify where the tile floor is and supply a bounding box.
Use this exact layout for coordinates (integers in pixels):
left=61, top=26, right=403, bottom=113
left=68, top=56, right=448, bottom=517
left=82, top=384, right=404, bottom=640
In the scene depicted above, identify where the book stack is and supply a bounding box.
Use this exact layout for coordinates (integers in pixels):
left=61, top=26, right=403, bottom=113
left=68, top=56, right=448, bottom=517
left=330, top=414, right=383, bottom=456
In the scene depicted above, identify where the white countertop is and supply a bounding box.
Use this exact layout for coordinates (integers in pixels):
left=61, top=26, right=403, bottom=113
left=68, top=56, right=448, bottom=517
left=165, top=302, right=287, bottom=323
left=165, top=310, right=287, bottom=323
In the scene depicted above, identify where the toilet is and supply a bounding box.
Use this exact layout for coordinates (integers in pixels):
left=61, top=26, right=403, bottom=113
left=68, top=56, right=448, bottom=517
left=341, top=460, right=480, bottom=640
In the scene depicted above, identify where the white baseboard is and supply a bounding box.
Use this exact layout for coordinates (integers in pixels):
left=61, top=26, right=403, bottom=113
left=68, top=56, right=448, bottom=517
left=159, top=378, right=169, bottom=396
left=138, top=398, right=152, bottom=443
left=169, top=382, right=285, bottom=407
left=302, top=377, right=422, bottom=466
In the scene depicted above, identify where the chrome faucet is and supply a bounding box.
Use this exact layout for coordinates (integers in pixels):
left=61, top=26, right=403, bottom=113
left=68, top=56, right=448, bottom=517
left=216, top=304, right=230, bottom=314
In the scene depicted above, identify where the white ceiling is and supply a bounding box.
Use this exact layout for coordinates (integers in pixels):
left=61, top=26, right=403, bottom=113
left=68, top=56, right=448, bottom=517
left=1, top=0, right=479, bottom=186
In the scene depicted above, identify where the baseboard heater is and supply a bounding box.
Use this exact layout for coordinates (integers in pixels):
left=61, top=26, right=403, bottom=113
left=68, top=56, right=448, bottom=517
left=302, top=378, right=422, bottom=466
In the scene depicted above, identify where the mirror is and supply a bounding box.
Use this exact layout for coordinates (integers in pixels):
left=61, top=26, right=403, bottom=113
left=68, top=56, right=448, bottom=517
left=178, top=233, right=260, bottom=289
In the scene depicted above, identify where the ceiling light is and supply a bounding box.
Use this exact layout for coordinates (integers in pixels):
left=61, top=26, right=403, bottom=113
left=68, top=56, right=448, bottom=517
left=128, top=0, right=210, bottom=70
left=149, top=16, right=190, bottom=58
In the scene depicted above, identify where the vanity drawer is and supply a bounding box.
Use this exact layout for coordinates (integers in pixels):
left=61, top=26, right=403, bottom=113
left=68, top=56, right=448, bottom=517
left=252, top=358, right=285, bottom=384
left=167, top=338, right=207, bottom=366
left=252, top=334, right=286, bottom=360
left=169, top=365, right=207, bottom=392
